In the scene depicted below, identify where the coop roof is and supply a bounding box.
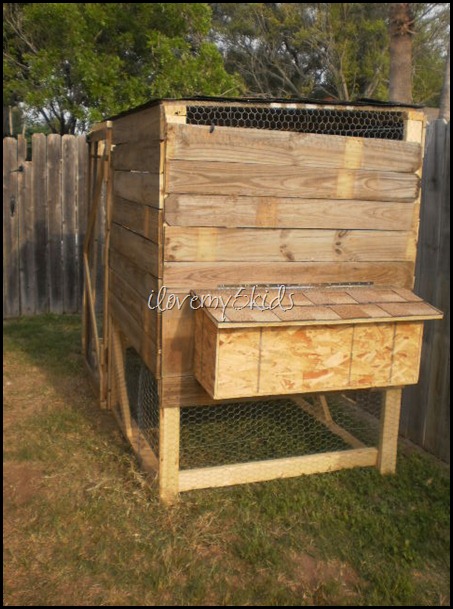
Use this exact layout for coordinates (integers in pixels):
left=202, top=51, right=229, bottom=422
left=191, top=285, right=442, bottom=328
left=107, top=96, right=423, bottom=122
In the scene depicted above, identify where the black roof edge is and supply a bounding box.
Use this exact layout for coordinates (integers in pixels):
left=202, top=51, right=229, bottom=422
left=106, top=95, right=424, bottom=122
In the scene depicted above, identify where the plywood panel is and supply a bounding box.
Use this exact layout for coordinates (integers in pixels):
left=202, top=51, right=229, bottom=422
left=350, top=324, right=394, bottom=386
left=164, top=194, right=415, bottom=231
left=165, top=194, right=415, bottom=231
left=163, top=261, right=415, bottom=290
left=167, top=123, right=422, bottom=172
left=259, top=325, right=353, bottom=395
left=166, top=160, right=419, bottom=201
left=391, top=322, right=423, bottom=385
left=215, top=328, right=261, bottom=398
left=164, top=227, right=415, bottom=263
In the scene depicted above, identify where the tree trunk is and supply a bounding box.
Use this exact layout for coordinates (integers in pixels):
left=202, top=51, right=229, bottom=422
left=388, top=3, right=414, bottom=103
left=439, top=42, right=450, bottom=121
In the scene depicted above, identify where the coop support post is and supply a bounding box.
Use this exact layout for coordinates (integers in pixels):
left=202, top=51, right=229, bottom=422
left=378, top=388, right=403, bottom=474
left=159, top=407, right=180, bottom=503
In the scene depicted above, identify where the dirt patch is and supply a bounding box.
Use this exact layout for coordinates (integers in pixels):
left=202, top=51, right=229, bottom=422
left=3, top=461, right=45, bottom=507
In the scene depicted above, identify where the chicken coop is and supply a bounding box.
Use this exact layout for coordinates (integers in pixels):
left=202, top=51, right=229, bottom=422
left=83, top=97, right=442, bottom=503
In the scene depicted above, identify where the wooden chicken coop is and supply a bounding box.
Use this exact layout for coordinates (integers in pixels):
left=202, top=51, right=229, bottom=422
left=83, top=97, right=442, bottom=503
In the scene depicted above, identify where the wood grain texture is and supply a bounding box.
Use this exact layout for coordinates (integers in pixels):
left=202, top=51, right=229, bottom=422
left=178, top=448, right=378, bottom=492
left=62, top=135, right=78, bottom=313
left=17, top=139, right=36, bottom=315
left=3, top=138, right=20, bottom=317
left=166, top=160, right=419, bottom=201
left=164, top=227, right=415, bottom=263
left=109, top=247, right=159, bottom=301
left=167, top=123, right=422, bottom=172
left=349, top=324, right=394, bottom=386
left=32, top=134, right=49, bottom=313
left=110, top=222, right=160, bottom=277
left=163, top=261, right=415, bottom=290
left=114, top=171, right=160, bottom=208
left=112, top=105, right=162, bottom=144
left=391, top=322, right=423, bottom=385
left=378, top=388, right=403, bottom=474
left=112, top=140, right=161, bottom=172
left=112, top=196, right=161, bottom=243
left=165, top=194, right=415, bottom=231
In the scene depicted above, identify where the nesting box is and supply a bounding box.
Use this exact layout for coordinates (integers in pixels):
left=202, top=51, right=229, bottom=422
left=84, top=98, right=442, bottom=502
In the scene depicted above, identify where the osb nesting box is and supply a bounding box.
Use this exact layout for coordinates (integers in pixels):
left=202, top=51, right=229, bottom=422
left=192, top=286, right=441, bottom=400
left=84, top=97, right=442, bottom=503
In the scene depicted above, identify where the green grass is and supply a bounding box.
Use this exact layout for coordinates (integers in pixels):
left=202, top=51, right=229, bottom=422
left=3, top=315, right=450, bottom=606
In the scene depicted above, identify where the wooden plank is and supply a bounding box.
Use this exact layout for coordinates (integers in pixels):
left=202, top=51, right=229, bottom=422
left=77, top=136, right=89, bottom=312
left=349, top=324, right=394, bottom=386
left=164, top=227, right=416, bottom=263
left=46, top=134, right=63, bottom=314
left=32, top=134, right=49, bottom=313
left=162, top=293, right=196, bottom=377
left=110, top=223, right=160, bottom=278
left=3, top=138, right=20, bottom=317
left=159, top=407, right=180, bottom=504
left=179, top=447, right=378, bottom=492
left=109, top=268, right=158, bottom=342
left=167, top=123, right=422, bottom=172
left=166, top=161, right=419, bottom=201
left=112, top=105, right=162, bottom=144
left=193, top=307, right=203, bottom=383
left=112, top=140, right=161, bottom=172
left=113, top=171, right=160, bottom=208
left=111, top=325, right=133, bottom=439
left=258, top=325, right=353, bottom=397
left=109, top=246, right=159, bottom=301
left=17, top=139, right=36, bottom=315
left=165, top=194, right=415, bottom=231
left=112, top=196, right=161, bottom=243
left=163, top=261, right=415, bottom=290
left=109, top=291, right=158, bottom=376
left=62, top=135, right=78, bottom=313
left=199, top=315, right=220, bottom=397
left=378, top=388, right=403, bottom=474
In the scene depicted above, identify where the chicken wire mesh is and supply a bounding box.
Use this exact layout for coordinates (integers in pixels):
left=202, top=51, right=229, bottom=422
left=179, top=390, right=383, bottom=470
left=124, top=347, right=159, bottom=457
left=186, top=106, right=404, bottom=140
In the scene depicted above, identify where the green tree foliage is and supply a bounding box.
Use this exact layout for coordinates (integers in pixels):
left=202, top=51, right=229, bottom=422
left=211, top=2, right=449, bottom=104
left=3, top=3, right=241, bottom=133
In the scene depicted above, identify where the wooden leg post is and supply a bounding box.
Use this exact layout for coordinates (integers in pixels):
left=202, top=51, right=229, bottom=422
left=159, top=407, right=180, bottom=504
left=378, top=388, right=403, bottom=474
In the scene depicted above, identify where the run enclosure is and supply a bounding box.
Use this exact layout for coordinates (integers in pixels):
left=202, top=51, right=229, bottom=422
left=83, top=98, right=441, bottom=502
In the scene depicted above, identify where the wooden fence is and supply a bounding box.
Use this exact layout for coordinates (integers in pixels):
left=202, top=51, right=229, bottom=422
left=3, top=124, right=450, bottom=462
left=3, top=134, right=88, bottom=316
left=401, top=120, right=450, bottom=463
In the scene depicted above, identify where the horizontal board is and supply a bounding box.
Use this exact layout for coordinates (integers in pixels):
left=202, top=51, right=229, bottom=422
left=164, top=194, right=415, bottom=231
left=166, top=160, right=419, bottom=201
left=109, top=268, right=158, bottom=341
left=163, top=261, right=415, bottom=290
left=164, top=227, right=415, bottom=263
left=112, top=140, right=161, bottom=172
left=112, top=105, right=162, bottom=144
left=178, top=448, right=378, bottom=491
left=110, top=223, right=160, bottom=277
left=109, top=247, right=159, bottom=301
left=112, top=196, right=161, bottom=243
left=167, top=123, right=422, bottom=172
left=109, top=291, right=158, bottom=375
left=114, top=171, right=160, bottom=207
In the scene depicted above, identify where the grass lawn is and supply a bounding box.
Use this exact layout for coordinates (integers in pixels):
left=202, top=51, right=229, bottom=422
left=3, top=315, right=450, bottom=606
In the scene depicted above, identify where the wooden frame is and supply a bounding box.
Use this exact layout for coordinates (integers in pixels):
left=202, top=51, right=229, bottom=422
left=82, top=99, right=440, bottom=503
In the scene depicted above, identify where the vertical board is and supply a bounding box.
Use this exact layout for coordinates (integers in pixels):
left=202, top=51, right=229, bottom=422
left=62, top=135, right=78, bottom=313
left=47, top=134, right=63, bottom=314
left=32, top=134, right=49, bottom=313
left=17, top=137, right=36, bottom=315
left=77, top=136, right=89, bottom=311
left=3, top=138, right=20, bottom=317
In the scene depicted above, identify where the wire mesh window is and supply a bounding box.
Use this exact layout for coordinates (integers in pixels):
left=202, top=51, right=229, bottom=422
left=186, top=106, right=404, bottom=140
left=180, top=390, right=383, bottom=470
left=124, top=347, right=159, bottom=456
